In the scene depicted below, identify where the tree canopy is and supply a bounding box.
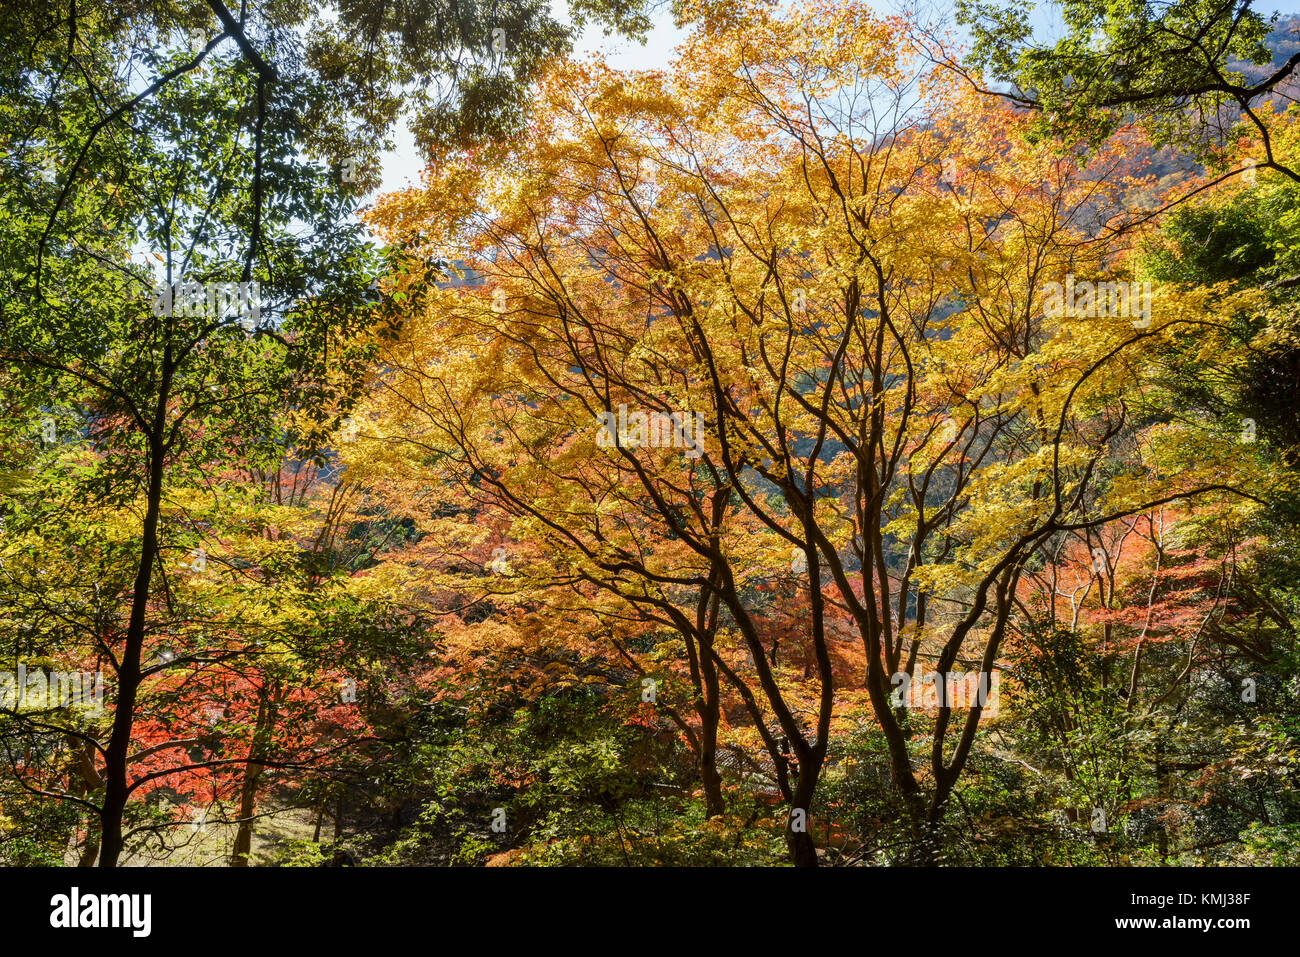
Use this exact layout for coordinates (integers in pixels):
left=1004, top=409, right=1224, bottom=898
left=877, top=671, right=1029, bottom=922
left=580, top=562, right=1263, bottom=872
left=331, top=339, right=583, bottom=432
left=1, top=0, right=1297, bottom=871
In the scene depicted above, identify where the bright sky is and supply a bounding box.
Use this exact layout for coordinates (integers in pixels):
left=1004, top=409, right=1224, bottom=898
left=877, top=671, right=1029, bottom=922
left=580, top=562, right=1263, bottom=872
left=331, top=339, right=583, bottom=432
left=375, top=0, right=1300, bottom=195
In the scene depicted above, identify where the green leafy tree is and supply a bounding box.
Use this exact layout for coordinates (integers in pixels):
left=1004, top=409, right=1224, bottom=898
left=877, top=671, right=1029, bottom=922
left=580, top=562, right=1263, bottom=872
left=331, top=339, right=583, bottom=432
left=948, top=1, right=1299, bottom=182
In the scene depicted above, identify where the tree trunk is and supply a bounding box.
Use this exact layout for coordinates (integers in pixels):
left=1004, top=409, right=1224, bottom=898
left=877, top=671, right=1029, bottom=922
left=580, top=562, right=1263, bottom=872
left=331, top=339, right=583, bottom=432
left=788, top=827, right=818, bottom=866
left=231, top=680, right=280, bottom=866
left=787, top=776, right=820, bottom=867
left=98, top=396, right=170, bottom=866
left=690, top=565, right=726, bottom=818
left=67, top=736, right=101, bottom=865
left=698, top=719, right=724, bottom=817
left=697, top=633, right=725, bottom=818
left=77, top=816, right=100, bottom=867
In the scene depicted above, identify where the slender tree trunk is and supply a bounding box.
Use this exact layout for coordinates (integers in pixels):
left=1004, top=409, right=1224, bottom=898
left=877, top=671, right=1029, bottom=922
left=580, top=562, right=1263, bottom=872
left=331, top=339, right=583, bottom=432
left=698, top=650, right=725, bottom=818
left=98, top=391, right=170, bottom=866
left=1155, top=748, right=1169, bottom=860
left=696, top=583, right=725, bottom=818
left=66, top=736, right=100, bottom=865
left=77, top=826, right=100, bottom=867
left=231, top=680, right=280, bottom=866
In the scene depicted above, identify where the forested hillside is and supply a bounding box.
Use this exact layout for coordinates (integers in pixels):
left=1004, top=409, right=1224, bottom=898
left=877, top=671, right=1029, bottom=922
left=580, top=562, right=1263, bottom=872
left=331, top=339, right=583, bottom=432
left=2, top=0, right=1298, bottom=868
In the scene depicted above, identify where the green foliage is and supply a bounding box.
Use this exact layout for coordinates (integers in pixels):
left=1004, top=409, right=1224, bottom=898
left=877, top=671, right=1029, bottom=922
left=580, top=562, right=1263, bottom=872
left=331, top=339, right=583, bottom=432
left=956, top=0, right=1284, bottom=169
left=356, top=665, right=789, bottom=866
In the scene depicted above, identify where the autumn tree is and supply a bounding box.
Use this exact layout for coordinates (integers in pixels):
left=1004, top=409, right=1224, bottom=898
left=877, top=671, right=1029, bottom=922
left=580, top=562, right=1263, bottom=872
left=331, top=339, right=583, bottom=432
left=361, top=0, right=1282, bottom=865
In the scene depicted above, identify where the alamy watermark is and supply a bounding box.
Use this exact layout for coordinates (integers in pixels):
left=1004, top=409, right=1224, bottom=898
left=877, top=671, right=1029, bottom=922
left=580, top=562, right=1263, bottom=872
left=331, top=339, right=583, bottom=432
left=50, top=887, right=150, bottom=937
left=1, top=666, right=104, bottom=713
left=151, top=280, right=262, bottom=328
left=1043, top=276, right=1152, bottom=328
left=596, top=404, right=705, bottom=459
left=890, top=667, right=999, bottom=714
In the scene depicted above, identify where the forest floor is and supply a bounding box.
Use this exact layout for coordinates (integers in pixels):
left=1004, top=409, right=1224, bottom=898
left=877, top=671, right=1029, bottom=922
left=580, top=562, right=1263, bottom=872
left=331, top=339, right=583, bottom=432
left=65, top=794, right=334, bottom=866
